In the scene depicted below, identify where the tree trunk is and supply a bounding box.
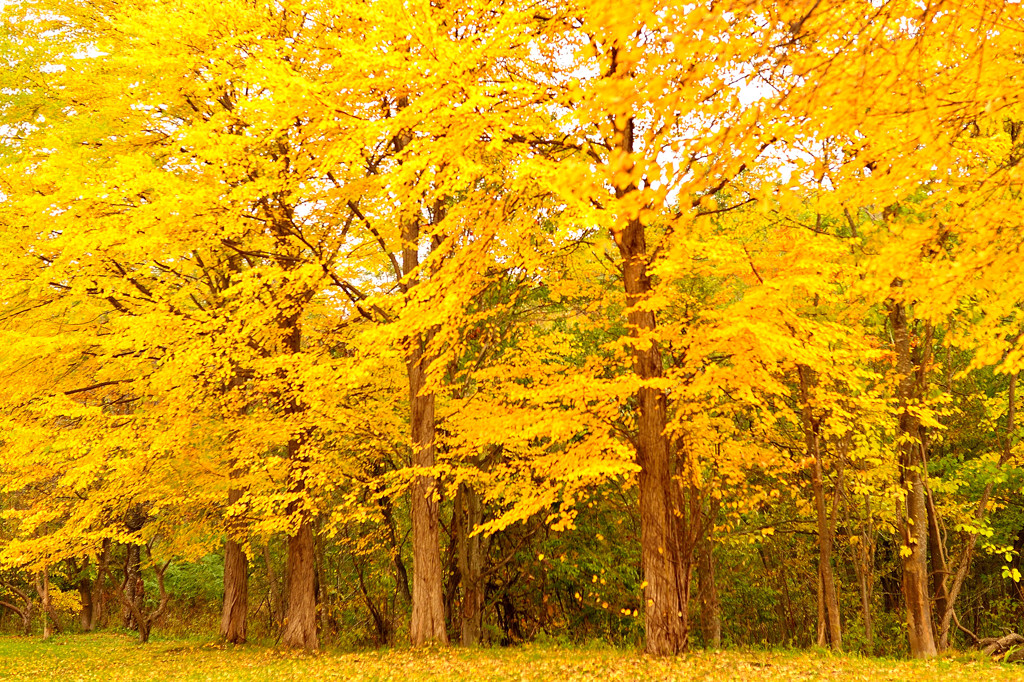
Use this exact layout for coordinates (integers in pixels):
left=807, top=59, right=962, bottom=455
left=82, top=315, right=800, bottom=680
left=618, top=212, right=688, bottom=654
left=851, top=494, right=876, bottom=653
left=89, top=538, right=110, bottom=631
left=122, top=507, right=147, bottom=632
left=281, top=519, right=317, bottom=650
left=35, top=567, right=60, bottom=640
left=220, top=489, right=249, bottom=644
left=603, top=91, right=691, bottom=652
left=104, top=557, right=170, bottom=644
left=900, top=409, right=935, bottom=659
left=123, top=544, right=143, bottom=631
left=457, top=481, right=488, bottom=646
left=316, top=531, right=328, bottom=639
left=78, top=580, right=93, bottom=631
left=888, top=300, right=937, bottom=658
left=798, top=365, right=842, bottom=650
left=273, top=312, right=318, bottom=651
left=816, top=571, right=827, bottom=647
left=401, top=191, right=448, bottom=647
left=927, top=487, right=948, bottom=631
left=74, top=557, right=93, bottom=631
left=378, top=496, right=411, bottom=604
left=280, top=430, right=317, bottom=650
left=407, top=341, right=448, bottom=645
left=696, top=497, right=721, bottom=648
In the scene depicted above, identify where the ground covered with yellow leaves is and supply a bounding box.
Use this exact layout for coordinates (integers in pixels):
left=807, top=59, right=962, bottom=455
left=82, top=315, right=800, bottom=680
left=0, top=634, right=1019, bottom=681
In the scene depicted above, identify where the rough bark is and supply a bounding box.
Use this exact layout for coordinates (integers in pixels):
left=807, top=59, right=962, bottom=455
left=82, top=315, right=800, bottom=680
left=281, top=519, right=317, bottom=650
left=980, top=632, right=1024, bottom=660
left=220, top=489, right=249, bottom=644
left=275, top=312, right=319, bottom=651
left=888, top=300, right=937, bottom=658
left=406, top=335, right=448, bottom=646
left=621, top=217, right=687, bottom=654
left=122, top=507, right=147, bottom=633
left=280, top=431, right=317, bottom=649
left=604, top=104, right=691, bottom=654
left=798, top=365, right=842, bottom=650
left=400, top=187, right=448, bottom=647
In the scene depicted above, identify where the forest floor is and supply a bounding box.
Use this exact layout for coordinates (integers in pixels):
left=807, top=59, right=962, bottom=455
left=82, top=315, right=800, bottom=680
left=0, top=633, right=1020, bottom=681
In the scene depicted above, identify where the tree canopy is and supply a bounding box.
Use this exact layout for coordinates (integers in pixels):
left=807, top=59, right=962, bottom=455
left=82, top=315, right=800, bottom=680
left=3, top=0, right=1024, bottom=659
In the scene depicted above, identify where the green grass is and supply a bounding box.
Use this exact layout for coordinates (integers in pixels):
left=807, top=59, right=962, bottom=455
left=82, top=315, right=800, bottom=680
left=0, top=633, right=1018, bottom=681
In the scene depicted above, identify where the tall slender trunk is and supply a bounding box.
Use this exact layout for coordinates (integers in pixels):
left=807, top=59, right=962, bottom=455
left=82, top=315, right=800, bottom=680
left=850, top=494, right=875, bottom=653
left=220, top=486, right=249, bottom=644
left=378, top=496, right=412, bottom=604
left=315, top=529, right=328, bottom=638
left=456, top=481, right=488, bottom=645
left=35, top=567, right=60, bottom=640
left=221, top=370, right=249, bottom=644
left=39, top=579, right=53, bottom=642
left=618, top=209, right=687, bottom=654
left=798, top=365, right=842, bottom=650
left=696, top=550, right=721, bottom=648
left=696, top=496, right=721, bottom=648
left=608, top=106, right=691, bottom=653
left=888, top=299, right=937, bottom=658
left=401, top=191, right=448, bottom=646
left=927, top=487, right=948, bottom=630
left=279, top=322, right=318, bottom=651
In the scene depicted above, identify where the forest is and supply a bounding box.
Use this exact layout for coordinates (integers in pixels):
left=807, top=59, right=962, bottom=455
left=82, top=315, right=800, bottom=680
left=2, top=0, right=1024, bottom=667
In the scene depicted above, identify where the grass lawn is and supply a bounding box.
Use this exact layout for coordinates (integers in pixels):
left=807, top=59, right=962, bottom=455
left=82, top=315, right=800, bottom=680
left=0, top=633, right=1019, bottom=681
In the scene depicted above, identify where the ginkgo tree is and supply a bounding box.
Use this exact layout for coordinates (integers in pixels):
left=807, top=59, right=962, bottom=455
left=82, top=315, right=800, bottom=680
left=5, top=0, right=1024, bottom=660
